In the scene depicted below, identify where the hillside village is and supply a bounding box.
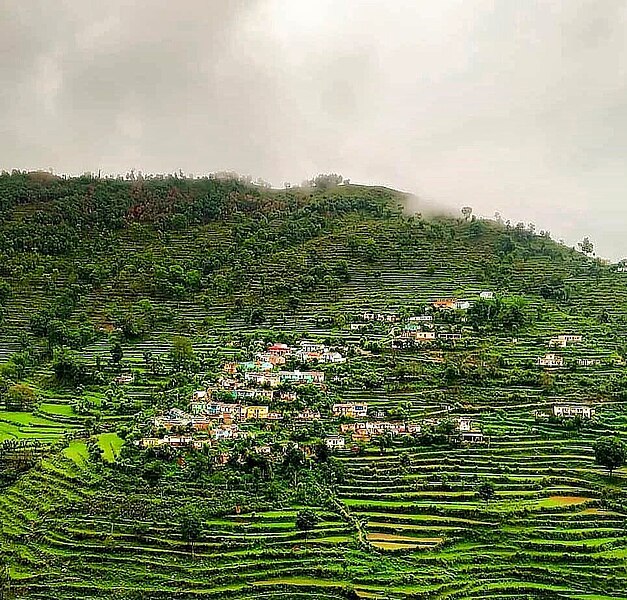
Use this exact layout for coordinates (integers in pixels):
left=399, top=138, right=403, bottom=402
left=136, top=295, right=600, bottom=465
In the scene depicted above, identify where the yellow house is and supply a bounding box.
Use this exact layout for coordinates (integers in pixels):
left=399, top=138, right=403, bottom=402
left=245, top=405, right=269, bottom=420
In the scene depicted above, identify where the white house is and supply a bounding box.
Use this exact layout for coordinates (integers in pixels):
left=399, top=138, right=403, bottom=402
left=538, top=353, right=564, bottom=367
left=332, top=402, right=368, bottom=418
left=325, top=435, right=346, bottom=449
left=278, top=370, right=325, bottom=384
left=460, top=431, right=484, bottom=444
left=479, top=291, right=494, bottom=299
left=245, top=372, right=281, bottom=387
left=553, top=405, right=595, bottom=419
left=414, top=331, right=437, bottom=342
left=550, top=334, right=583, bottom=348
left=409, top=315, right=433, bottom=322
left=321, top=351, right=346, bottom=364
left=577, top=358, right=600, bottom=367
left=458, top=417, right=474, bottom=432
left=298, top=340, right=325, bottom=354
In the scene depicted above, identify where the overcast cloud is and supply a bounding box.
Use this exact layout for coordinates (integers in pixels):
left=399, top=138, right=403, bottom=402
left=2, top=0, right=627, bottom=259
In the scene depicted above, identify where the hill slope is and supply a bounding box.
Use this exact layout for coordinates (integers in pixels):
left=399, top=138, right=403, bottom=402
left=0, top=172, right=626, bottom=599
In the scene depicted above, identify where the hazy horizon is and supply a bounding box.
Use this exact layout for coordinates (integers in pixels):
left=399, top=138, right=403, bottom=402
left=2, top=1, right=627, bottom=259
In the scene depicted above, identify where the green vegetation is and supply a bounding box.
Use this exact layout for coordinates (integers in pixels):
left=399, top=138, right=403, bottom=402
left=0, top=171, right=626, bottom=598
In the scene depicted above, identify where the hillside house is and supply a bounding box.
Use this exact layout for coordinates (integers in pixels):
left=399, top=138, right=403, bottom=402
left=294, top=350, right=322, bottom=363
left=154, top=408, right=193, bottom=430
left=298, top=340, right=325, bottom=353
left=401, top=326, right=435, bottom=341
left=332, top=402, right=368, bottom=418
left=233, top=388, right=273, bottom=402
left=439, top=333, right=462, bottom=341
left=341, top=421, right=420, bottom=438
left=363, top=312, right=400, bottom=323
left=245, top=372, right=281, bottom=387
left=138, top=435, right=204, bottom=449
left=238, top=360, right=274, bottom=372
left=244, top=405, right=269, bottom=420
left=255, top=351, right=286, bottom=366
left=408, top=315, right=433, bottom=322
left=460, top=431, right=484, bottom=444
left=278, top=370, right=324, bottom=385
left=433, top=299, right=457, bottom=310
left=321, top=351, right=346, bottom=364
left=114, top=373, right=134, bottom=385
left=325, top=435, right=346, bottom=449
left=213, top=425, right=243, bottom=440
left=458, top=417, right=474, bottom=432
left=215, top=452, right=230, bottom=465
left=455, top=300, right=472, bottom=310
left=550, top=334, right=583, bottom=348
left=479, top=291, right=494, bottom=299
left=278, top=390, right=297, bottom=402
left=577, top=358, right=601, bottom=367
left=190, top=401, right=244, bottom=421
left=267, top=343, right=290, bottom=356
left=192, top=389, right=210, bottom=401
left=553, top=405, right=595, bottom=419
left=538, top=353, right=564, bottom=368
left=350, top=323, right=368, bottom=330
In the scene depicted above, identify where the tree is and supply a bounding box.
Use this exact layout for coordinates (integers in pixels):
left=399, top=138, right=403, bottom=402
left=477, top=481, right=495, bottom=502
left=52, top=347, right=87, bottom=384
left=169, top=336, right=196, bottom=372
left=110, top=341, right=124, bottom=369
left=593, top=436, right=627, bottom=477
left=578, top=236, right=594, bottom=256
left=249, top=308, right=265, bottom=326
left=5, top=384, right=36, bottom=411
left=311, top=173, right=343, bottom=190
left=461, top=206, right=473, bottom=221
left=296, top=509, right=320, bottom=536
left=539, top=276, right=568, bottom=301
left=180, top=513, right=202, bottom=556
left=0, top=281, right=11, bottom=304
left=142, top=461, right=164, bottom=486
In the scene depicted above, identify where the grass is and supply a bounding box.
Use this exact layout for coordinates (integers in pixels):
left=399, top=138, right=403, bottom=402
left=97, top=433, right=124, bottom=462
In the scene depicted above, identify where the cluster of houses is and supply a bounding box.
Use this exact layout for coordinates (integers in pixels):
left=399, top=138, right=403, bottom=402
left=537, top=334, right=603, bottom=369
left=339, top=420, right=421, bottom=442
left=431, top=292, right=493, bottom=311
left=325, top=415, right=485, bottom=448
left=187, top=399, right=284, bottom=423
left=349, top=294, right=494, bottom=332
left=250, top=340, right=346, bottom=366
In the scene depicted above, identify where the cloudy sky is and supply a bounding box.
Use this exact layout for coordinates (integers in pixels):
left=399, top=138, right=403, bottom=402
left=2, top=0, right=627, bottom=259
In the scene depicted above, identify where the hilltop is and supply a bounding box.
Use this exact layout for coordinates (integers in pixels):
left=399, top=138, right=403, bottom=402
left=1, top=172, right=627, bottom=599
